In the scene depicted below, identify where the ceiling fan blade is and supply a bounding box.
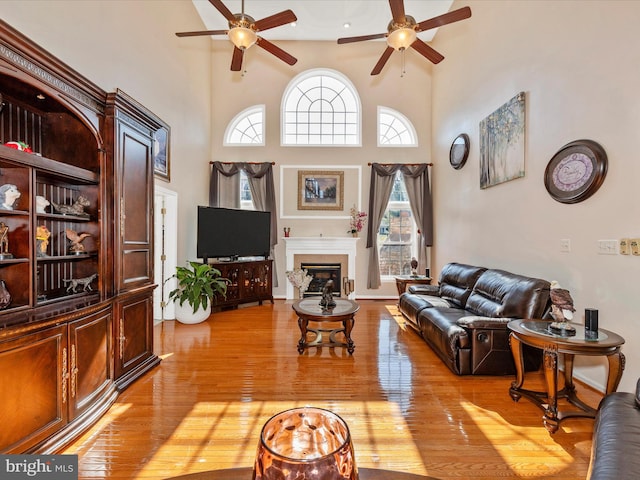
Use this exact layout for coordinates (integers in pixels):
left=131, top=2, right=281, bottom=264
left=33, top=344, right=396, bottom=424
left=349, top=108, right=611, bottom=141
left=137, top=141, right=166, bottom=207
left=416, top=6, right=472, bottom=33
left=209, top=0, right=236, bottom=23
left=410, top=38, right=444, bottom=64
left=371, top=46, right=394, bottom=75
left=389, top=0, right=407, bottom=24
left=254, top=9, right=297, bottom=32
left=337, top=33, right=386, bottom=44
left=256, top=37, right=297, bottom=65
left=230, top=46, right=244, bottom=71
left=176, top=29, right=228, bottom=37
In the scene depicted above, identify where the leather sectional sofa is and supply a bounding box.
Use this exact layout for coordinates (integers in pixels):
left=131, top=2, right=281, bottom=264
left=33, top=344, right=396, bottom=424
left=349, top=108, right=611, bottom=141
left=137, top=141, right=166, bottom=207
left=587, top=377, right=640, bottom=479
left=398, top=262, right=551, bottom=375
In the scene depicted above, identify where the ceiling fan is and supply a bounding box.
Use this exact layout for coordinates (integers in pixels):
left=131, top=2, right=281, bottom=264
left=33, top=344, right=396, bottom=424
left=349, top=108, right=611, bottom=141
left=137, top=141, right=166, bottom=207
left=337, top=0, right=471, bottom=75
left=176, top=0, right=298, bottom=72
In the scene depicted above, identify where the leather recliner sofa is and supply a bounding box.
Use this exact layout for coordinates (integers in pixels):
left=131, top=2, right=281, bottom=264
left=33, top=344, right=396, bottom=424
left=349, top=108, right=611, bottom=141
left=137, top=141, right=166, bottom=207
left=398, top=262, right=551, bottom=375
left=587, top=377, right=640, bottom=479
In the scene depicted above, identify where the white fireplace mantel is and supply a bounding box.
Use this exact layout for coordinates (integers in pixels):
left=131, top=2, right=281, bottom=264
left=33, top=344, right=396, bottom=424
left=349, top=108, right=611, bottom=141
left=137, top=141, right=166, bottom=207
left=284, top=236, right=359, bottom=300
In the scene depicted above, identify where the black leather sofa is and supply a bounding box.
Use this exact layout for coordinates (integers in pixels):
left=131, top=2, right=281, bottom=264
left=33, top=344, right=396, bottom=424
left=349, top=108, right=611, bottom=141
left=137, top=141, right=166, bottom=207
left=587, top=378, right=640, bottom=479
left=398, top=262, right=551, bottom=375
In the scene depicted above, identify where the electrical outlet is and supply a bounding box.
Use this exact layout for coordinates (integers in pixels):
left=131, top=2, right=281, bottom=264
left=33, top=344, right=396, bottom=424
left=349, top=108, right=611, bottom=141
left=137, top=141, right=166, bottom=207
left=620, top=238, right=630, bottom=255
left=631, top=238, right=640, bottom=256
left=560, top=239, right=571, bottom=253
left=597, top=240, right=618, bottom=255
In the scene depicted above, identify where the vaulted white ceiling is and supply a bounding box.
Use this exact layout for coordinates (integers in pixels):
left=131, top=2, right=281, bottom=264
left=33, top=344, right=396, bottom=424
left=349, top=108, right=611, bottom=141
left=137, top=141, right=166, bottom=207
left=189, top=0, right=455, bottom=42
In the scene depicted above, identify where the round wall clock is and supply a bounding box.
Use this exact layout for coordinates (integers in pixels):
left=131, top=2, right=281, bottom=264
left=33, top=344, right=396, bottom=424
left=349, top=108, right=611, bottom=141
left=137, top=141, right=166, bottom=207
left=544, top=139, right=607, bottom=204
left=449, top=133, right=469, bottom=170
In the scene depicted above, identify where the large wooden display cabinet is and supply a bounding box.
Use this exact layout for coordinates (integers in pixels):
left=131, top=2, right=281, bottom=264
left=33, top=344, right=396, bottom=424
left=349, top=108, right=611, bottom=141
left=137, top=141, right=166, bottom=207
left=0, top=21, right=159, bottom=453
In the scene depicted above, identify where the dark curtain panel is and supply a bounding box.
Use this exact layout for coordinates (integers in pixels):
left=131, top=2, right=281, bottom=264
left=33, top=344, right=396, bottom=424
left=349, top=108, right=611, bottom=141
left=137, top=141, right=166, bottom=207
left=366, top=163, right=433, bottom=289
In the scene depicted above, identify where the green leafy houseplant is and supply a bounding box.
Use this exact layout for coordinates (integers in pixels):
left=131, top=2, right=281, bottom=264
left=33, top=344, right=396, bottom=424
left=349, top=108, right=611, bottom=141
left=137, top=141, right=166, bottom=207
left=167, top=261, right=228, bottom=314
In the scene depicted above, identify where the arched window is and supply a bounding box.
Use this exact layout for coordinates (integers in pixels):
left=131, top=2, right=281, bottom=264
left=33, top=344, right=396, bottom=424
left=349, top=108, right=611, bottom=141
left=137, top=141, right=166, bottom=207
left=224, top=105, right=265, bottom=146
left=281, top=69, right=361, bottom=146
left=378, top=106, right=418, bottom=147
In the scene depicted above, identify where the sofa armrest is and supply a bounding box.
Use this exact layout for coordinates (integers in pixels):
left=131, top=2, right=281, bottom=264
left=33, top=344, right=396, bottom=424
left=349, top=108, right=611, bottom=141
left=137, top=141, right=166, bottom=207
left=407, top=284, right=440, bottom=295
left=457, top=316, right=513, bottom=329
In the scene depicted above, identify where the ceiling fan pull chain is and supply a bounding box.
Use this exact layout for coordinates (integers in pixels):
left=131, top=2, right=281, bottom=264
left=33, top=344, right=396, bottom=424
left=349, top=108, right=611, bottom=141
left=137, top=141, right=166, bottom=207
left=401, top=49, right=406, bottom=77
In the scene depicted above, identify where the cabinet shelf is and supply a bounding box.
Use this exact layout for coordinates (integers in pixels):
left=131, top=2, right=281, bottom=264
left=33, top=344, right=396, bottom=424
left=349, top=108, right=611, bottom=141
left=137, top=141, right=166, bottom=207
left=0, top=258, right=29, bottom=266
left=37, top=253, right=98, bottom=262
left=0, top=209, right=29, bottom=216
left=37, top=213, right=92, bottom=222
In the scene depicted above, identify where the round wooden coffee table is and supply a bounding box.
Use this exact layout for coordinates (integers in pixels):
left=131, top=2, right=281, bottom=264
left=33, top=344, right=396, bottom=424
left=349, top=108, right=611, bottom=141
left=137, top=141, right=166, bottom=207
left=292, top=298, right=359, bottom=354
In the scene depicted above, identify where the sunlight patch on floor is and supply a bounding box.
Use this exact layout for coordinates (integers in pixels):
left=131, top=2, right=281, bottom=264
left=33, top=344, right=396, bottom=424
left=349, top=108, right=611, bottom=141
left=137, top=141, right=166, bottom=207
left=137, top=400, right=428, bottom=478
left=385, top=304, right=409, bottom=331
left=460, top=401, right=574, bottom=476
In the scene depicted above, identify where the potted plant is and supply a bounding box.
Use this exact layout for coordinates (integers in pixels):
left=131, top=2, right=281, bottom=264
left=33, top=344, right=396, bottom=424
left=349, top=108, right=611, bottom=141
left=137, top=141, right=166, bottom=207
left=167, top=261, right=228, bottom=324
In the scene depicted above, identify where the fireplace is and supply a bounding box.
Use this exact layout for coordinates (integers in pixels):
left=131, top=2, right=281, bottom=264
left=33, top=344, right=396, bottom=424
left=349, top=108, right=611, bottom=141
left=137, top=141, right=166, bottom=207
left=300, top=262, right=341, bottom=297
left=283, top=237, right=359, bottom=300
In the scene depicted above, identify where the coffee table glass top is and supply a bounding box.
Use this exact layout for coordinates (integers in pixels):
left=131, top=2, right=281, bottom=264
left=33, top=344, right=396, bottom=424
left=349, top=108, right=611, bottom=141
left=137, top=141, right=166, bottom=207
left=519, top=320, right=608, bottom=342
left=293, top=298, right=359, bottom=316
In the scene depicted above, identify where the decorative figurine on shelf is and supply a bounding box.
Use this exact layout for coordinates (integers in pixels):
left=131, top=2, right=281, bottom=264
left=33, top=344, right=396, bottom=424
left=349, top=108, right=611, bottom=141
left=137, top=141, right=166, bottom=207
left=0, top=184, right=21, bottom=210
left=319, top=279, right=337, bottom=309
left=0, top=279, right=10, bottom=310
left=549, top=280, right=577, bottom=335
left=36, top=225, right=51, bottom=257
left=36, top=195, right=50, bottom=214
left=410, top=257, right=419, bottom=277
left=49, top=195, right=90, bottom=217
left=63, top=273, right=98, bottom=293
left=4, top=141, right=33, bottom=153
left=66, top=229, right=91, bottom=254
left=0, top=222, right=13, bottom=260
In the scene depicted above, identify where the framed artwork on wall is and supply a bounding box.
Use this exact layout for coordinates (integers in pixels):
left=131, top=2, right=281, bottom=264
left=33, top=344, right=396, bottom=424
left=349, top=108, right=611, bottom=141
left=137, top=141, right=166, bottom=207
left=479, top=91, right=526, bottom=189
left=153, top=122, right=170, bottom=181
left=297, top=170, right=344, bottom=211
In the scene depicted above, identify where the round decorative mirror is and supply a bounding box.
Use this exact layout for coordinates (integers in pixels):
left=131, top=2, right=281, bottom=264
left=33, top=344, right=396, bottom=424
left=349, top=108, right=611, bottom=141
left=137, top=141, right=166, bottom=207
left=449, top=133, right=469, bottom=170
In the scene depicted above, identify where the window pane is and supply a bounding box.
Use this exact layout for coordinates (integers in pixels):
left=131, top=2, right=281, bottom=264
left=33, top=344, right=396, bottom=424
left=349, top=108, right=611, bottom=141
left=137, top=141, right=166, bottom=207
left=378, top=174, right=416, bottom=276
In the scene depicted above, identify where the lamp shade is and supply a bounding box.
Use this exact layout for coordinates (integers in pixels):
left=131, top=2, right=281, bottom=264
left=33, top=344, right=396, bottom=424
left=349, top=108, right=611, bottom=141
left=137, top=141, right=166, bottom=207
left=228, top=26, right=257, bottom=50
left=386, top=27, right=417, bottom=51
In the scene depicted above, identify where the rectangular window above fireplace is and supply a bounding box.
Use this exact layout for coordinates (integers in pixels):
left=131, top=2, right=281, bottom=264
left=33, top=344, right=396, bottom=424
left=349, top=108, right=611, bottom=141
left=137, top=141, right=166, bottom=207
left=300, top=263, right=341, bottom=297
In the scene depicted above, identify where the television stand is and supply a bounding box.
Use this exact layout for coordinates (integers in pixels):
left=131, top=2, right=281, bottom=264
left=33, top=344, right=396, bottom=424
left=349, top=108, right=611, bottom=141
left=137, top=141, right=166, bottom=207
left=210, top=259, right=273, bottom=310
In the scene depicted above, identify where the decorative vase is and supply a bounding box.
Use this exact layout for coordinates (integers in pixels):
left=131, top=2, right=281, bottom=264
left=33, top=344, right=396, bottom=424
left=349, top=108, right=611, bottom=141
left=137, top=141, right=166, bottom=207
left=253, top=406, right=358, bottom=480
left=174, top=301, right=211, bottom=324
left=351, top=231, right=358, bottom=238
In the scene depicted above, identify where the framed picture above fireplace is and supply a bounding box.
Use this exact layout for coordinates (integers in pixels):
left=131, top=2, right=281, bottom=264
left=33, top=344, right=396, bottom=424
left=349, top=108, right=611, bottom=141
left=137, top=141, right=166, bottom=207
left=298, top=170, right=344, bottom=211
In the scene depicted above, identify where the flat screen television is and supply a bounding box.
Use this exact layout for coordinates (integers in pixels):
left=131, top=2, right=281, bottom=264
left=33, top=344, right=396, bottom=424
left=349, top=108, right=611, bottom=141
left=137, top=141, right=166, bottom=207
left=197, top=206, right=271, bottom=262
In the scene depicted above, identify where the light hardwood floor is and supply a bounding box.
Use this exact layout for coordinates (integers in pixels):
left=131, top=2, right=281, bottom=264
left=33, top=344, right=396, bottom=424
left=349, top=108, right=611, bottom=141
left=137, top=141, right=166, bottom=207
left=64, top=300, right=601, bottom=479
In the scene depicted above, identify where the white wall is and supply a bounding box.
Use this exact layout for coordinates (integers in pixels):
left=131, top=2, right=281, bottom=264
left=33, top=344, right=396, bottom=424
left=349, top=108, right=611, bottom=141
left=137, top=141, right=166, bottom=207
left=209, top=40, right=434, bottom=298
left=0, top=0, right=213, bottom=270
left=431, top=0, right=640, bottom=392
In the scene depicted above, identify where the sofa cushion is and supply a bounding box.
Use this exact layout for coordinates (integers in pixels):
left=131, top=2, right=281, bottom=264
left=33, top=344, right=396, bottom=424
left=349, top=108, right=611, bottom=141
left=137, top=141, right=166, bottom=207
left=465, top=269, right=550, bottom=319
left=438, top=263, right=487, bottom=308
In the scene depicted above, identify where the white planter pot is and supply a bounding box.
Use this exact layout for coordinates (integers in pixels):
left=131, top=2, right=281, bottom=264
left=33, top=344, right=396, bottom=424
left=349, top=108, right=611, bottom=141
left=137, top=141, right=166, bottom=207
left=174, top=301, right=211, bottom=324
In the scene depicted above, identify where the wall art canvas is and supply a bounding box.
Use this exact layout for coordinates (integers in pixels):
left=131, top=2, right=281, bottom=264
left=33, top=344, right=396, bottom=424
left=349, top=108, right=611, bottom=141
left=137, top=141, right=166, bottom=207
left=479, top=92, right=526, bottom=189
left=298, top=170, right=344, bottom=211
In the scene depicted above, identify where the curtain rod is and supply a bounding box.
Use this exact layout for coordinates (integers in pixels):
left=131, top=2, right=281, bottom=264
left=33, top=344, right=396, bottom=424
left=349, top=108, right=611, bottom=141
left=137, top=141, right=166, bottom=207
left=210, top=161, right=276, bottom=165
left=368, top=162, right=433, bottom=166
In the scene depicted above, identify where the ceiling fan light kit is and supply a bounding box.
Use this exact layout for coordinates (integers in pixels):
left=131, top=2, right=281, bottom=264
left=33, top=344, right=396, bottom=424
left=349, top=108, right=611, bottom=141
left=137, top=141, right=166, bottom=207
left=228, top=25, right=257, bottom=50
left=386, top=26, right=417, bottom=51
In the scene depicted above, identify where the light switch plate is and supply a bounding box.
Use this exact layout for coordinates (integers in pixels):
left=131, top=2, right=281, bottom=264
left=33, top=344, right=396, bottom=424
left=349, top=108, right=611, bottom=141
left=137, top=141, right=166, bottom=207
left=620, top=238, right=630, bottom=255
left=631, top=238, right=640, bottom=256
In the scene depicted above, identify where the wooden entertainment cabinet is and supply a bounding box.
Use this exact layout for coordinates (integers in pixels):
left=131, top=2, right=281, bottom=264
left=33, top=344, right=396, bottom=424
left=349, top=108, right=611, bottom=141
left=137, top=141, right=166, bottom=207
left=211, top=259, right=273, bottom=309
left=0, top=21, right=159, bottom=453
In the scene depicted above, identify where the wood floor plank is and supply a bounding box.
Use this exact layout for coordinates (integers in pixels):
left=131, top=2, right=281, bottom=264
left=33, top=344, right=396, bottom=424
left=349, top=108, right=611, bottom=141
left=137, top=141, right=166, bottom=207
left=63, top=300, right=601, bottom=479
